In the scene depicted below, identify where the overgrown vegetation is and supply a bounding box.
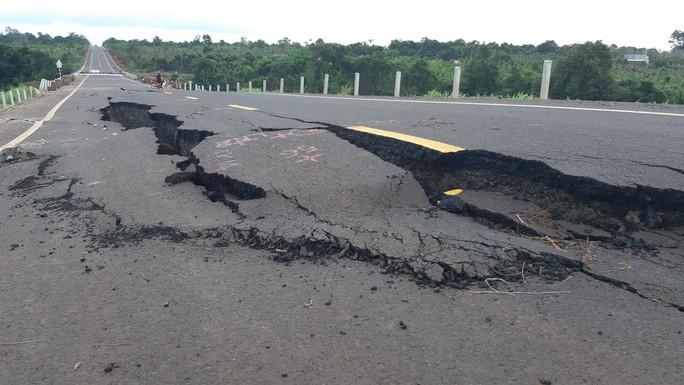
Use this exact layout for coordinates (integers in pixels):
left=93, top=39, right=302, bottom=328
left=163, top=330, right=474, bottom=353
left=0, top=27, right=89, bottom=89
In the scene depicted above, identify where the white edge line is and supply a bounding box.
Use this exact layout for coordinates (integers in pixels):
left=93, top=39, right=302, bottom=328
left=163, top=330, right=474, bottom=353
left=88, top=46, right=94, bottom=73
left=256, top=92, right=684, bottom=118
left=0, top=76, right=89, bottom=151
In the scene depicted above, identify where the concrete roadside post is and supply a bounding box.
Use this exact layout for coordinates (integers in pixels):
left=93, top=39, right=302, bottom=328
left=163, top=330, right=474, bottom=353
left=540, top=60, right=552, bottom=100
left=29, top=87, right=33, bottom=98
left=300, top=76, right=304, bottom=94
left=22, top=88, right=27, bottom=101
left=189, top=81, right=192, bottom=91
left=217, top=84, right=220, bottom=92
left=279, top=78, right=284, bottom=93
left=354, top=72, right=360, bottom=96
left=9, top=90, right=15, bottom=106
left=394, top=71, right=401, bottom=97
left=226, top=84, right=230, bottom=92
left=263, top=79, right=266, bottom=92
left=202, top=85, right=205, bottom=91
left=1, top=91, right=6, bottom=110
left=451, top=66, right=461, bottom=98
left=16, top=89, right=21, bottom=104
left=323, top=74, right=329, bottom=95
left=248, top=81, right=252, bottom=92
left=209, top=85, right=212, bottom=92
left=237, top=82, right=240, bottom=92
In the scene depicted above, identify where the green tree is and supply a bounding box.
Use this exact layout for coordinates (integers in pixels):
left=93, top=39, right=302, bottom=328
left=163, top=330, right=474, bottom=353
left=670, top=30, right=684, bottom=50
left=462, top=46, right=500, bottom=95
left=550, top=41, right=615, bottom=100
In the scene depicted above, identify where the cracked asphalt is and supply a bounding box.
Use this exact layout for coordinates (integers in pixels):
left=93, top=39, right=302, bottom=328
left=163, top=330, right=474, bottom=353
left=1, top=65, right=683, bottom=385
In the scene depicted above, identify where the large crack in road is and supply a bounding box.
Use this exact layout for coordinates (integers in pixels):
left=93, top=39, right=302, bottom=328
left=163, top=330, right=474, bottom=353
left=98, top=100, right=684, bottom=312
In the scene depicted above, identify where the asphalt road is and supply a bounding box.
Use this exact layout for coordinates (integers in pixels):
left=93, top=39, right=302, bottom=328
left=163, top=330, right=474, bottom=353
left=1, top=56, right=683, bottom=385
left=83, top=45, right=117, bottom=74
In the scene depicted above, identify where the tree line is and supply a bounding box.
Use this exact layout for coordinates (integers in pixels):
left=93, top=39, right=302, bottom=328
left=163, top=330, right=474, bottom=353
left=0, top=28, right=89, bottom=89
left=104, top=33, right=683, bottom=104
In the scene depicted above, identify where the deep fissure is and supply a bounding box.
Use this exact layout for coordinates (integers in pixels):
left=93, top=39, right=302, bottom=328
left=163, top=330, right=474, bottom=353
left=98, top=101, right=684, bottom=312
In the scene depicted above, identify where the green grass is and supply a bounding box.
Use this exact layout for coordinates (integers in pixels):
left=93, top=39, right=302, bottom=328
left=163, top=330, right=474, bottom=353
left=338, top=84, right=353, bottom=95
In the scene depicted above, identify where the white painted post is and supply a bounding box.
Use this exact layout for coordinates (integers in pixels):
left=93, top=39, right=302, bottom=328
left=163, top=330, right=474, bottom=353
left=279, top=78, right=284, bottom=93
left=353, top=72, right=360, bottom=96
left=9, top=90, right=15, bottom=106
left=248, top=81, right=252, bottom=92
left=217, top=84, right=220, bottom=92
left=29, top=87, right=33, bottom=98
left=323, top=74, right=329, bottom=95
left=226, top=84, right=230, bottom=92
left=299, top=76, right=304, bottom=94
left=195, top=84, right=198, bottom=91
left=540, top=60, right=552, bottom=100
left=451, top=66, right=461, bottom=98
left=189, top=81, right=192, bottom=91
left=394, top=71, right=401, bottom=97
left=22, top=89, right=27, bottom=101
left=262, top=79, right=266, bottom=92
left=16, top=89, right=21, bottom=103
left=209, top=85, right=212, bottom=92
left=1, top=91, right=6, bottom=110
left=237, top=82, right=240, bottom=92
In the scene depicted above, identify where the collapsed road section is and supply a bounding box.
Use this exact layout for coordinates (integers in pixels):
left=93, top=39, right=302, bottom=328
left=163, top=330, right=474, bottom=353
left=100, top=100, right=684, bottom=311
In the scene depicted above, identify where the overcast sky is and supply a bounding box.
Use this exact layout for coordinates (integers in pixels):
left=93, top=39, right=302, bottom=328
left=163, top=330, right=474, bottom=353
left=1, top=0, right=682, bottom=50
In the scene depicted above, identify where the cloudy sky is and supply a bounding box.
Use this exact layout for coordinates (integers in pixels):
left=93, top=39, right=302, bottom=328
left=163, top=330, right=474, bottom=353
left=1, top=0, right=682, bottom=49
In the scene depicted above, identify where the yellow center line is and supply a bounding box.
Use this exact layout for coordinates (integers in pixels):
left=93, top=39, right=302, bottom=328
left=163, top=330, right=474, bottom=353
left=185, top=96, right=199, bottom=100
left=346, top=125, right=465, bottom=153
left=228, top=104, right=259, bottom=111
left=444, top=189, right=463, bottom=196
left=345, top=125, right=466, bottom=196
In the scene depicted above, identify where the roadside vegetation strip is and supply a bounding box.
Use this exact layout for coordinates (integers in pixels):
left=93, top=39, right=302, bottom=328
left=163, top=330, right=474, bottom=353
left=0, top=76, right=89, bottom=151
left=228, top=104, right=259, bottom=111
left=346, top=125, right=465, bottom=153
